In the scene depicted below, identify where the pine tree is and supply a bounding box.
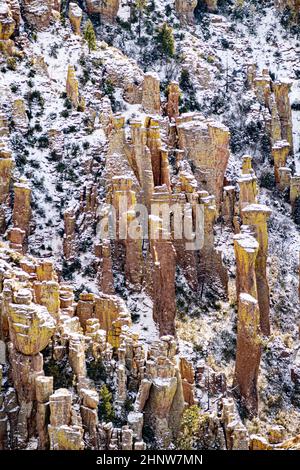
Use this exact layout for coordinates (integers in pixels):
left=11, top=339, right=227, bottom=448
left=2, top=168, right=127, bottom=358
left=99, top=385, right=115, bottom=422
left=157, top=22, right=175, bottom=59
left=84, top=19, right=97, bottom=54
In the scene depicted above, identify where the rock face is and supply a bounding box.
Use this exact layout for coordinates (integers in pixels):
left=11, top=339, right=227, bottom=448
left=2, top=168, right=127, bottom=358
left=273, top=81, right=293, bottom=153
left=234, top=292, right=261, bottom=417
left=150, top=219, right=177, bottom=337
left=0, top=144, right=14, bottom=232
left=242, top=204, right=272, bottom=336
left=8, top=288, right=56, bottom=355
left=175, top=0, right=197, bottom=23
left=275, top=0, right=300, bottom=20
left=85, top=0, right=119, bottom=22
left=66, top=65, right=79, bottom=108
left=49, top=388, right=84, bottom=450
left=12, top=179, right=31, bottom=235
left=139, top=336, right=185, bottom=449
left=204, top=0, right=218, bottom=11
left=177, top=114, right=230, bottom=209
left=0, top=1, right=15, bottom=40
left=166, top=81, right=180, bottom=119
left=21, top=0, right=53, bottom=31
left=12, top=99, right=29, bottom=133
left=142, top=72, right=161, bottom=115
left=68, top=2, right=82, bottom=35
left=272, top=140, right=290, bottom=184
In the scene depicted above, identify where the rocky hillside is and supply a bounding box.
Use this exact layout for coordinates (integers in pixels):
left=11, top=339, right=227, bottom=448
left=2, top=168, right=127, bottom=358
left=0, top=0, right=300, bottom=451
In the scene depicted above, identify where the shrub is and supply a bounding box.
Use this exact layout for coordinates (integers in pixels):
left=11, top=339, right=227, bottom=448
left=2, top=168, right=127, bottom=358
left=99, top=385, right=115, bottom=422
left=7, top=57, right=17, bottom=71
left=37, top=135, right=49, bottom=148
left=177, top=405, right=200, bottom=450
left=60, top=109, right=69, bottom=118
left=10, top=83, right=19, bottom=93
left=259, top=170, right=276, bottom=190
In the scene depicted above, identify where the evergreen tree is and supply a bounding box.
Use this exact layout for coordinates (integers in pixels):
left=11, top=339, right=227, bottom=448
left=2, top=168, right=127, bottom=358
left=157, top=23, right=175, bottom=59
left=84, top=19, right=97, bottom=54
left=99, top=385, right=115, bottom=422
left=177, top=405, right=200, bottom=450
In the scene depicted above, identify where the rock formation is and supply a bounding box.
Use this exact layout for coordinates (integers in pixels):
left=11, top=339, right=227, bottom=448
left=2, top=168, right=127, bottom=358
left=66, top=65, right=79, bottom=109
left=0, top=143, right=13, bottom=232
left=233, top=293, right=261, bottom=417
left=272, top=140, right=290, bottom=184
left=177, top=114, right=230, bottom=209
left=175, top=0, right=197, bottom=24
left=242, top=204, right=272, bottom=336
left=85, top=0, right=119, bottom=22
left=21, top=0, right=53, bottom=31
left=166, top=81, right=180, bottom=120
left=68, top=2, right=82, bottom=35
left=142, top=72, right=161, bottom=115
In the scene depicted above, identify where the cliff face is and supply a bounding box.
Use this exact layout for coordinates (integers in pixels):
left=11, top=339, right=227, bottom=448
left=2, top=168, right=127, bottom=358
left=0, top=0, right=300, bottom=451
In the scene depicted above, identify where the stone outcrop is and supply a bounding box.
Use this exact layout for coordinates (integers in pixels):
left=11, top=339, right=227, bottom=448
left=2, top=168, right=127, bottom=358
left=234, top=232, right=259, bottom=303
left=66, top=65, right=79, bottom=109
left=166, top=82, right=180, bottom=120
left=271, top=140, right=290, bottom=184
left=0, top=143, right=14, bottom=233
left=275, top=1, right=300, bottom=22
left=204, top=0, right=218, bottom=11
left=238, top=173, right=258, bottom=212
left=12, top=99, right=29, bottom=133
left=142, top=72, right=161, bottom=115
left=68, top=2, right=82, bottom=35
left=137, top=336, right=185, bottom=449
left=48, top=388, right=84, bottom=450
left=21, top=0, right=53, bottom=31
left=177, top=114, right=230, bottom=209
left=221, top=397, right=250, bottom=450
left=12, top=178, right=31, bottom=235
left=273, top=80, right=293, bottom=153
left=150, top=216, right=177, bottom=337
left=290, top=175, right=300, bottom=210
left=8, top=288, right=56, bottom=355
left=175, top=0, right=197, bottom=24
left=130, top=119, right=154, bottom=206
left=36, top=376, right=53, bottom=449
left=242, top=204, right=272, bottom=336
left=0, top=1, right=15, bottom=41
left=233, top=293, right=261, bottom=417
left=199, top=195, right=228, bottom=295
left=63, top=207, right=76, bottom=260
left=85, top=0, right=119, bottom=22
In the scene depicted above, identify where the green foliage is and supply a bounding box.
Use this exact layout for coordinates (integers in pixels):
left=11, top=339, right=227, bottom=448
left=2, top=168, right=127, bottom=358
left=87, top=358, right=107, bottom=383
left=259, top=170, right=276, bottom=190
left=7, top=57, right=17, bottom=71
left=178, top=69, right=200, bottom=113
left=99, top=385, right=115, bottom=422
left=84, top=19, right=97, bottom=53
left=44, top=357, right=73, bottom=389
left=177, top=405, right=200, bottom=450
left=179, top=69, right=192, bottom=92
left=157, top=22, right=175, bottom=58
left=103, top=79, right=116, bottom=111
